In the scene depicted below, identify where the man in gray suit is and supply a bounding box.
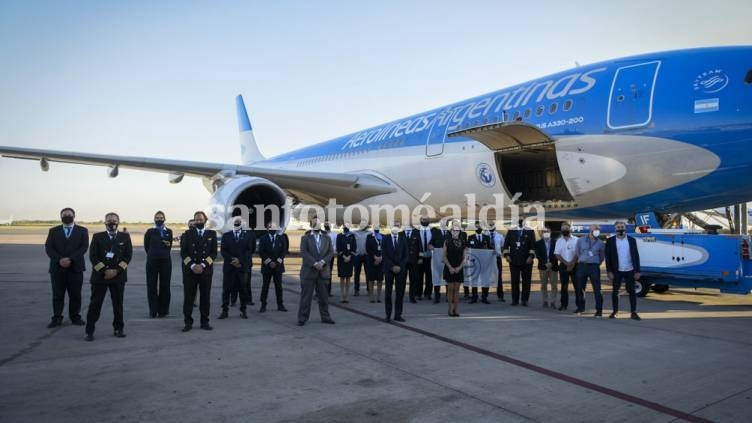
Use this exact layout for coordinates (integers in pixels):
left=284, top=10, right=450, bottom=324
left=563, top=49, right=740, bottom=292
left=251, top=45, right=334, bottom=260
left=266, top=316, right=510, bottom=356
left=297, top=217, right=336, bottom=326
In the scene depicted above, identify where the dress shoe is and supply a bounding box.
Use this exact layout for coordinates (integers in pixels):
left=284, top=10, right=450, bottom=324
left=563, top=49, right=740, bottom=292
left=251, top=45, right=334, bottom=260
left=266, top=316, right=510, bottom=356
left=354, top=291, right=360, bottom=296
left=47, top=319, right=62, bottom=328
left=85, top=334, right=94, bottom=342
left=150, top=313, right=157, bottom=318
left=278, top=305, right=288, bottom=312
left=321, top=319, right=336, bottom=324
left=218, top=311, right=228, bottom=319
left=511, top=302, right=519, bottom=306
left=240, top=311, right=248, bottom=319
left=409, top=298, right=417, bottom=304
left=594, top=311, right=603, bottom=318
left=452, top=312, right=460, bottom=317
left=297, top=321, right=305, bottom=326
left=259, top=304, right=267, bottom=313
left=481, top=298, right=490, bottom=304
left=182, top=324, right=192, bottom=332
left=498, top=297, right=506, bottom=303
left=558, top=305, right=567, bottom=311
left=417, top=296, right=423, bottom=301
left=469, top=298, right=478, bottom=304
left=249, top=301, right=255, bottom=306
left=200, top=323, right=213, bottom=330
left=573, top=309, right=583, bottom=315
left=157, top=313, right=167, bottom=318
left=377, top=299, right=382, bottom=303
left=608, top=312, right=617, bottom=319
left=71, top=318, right=86, bottom=326
left=543, top=301, right=549, bottom=308
left=432, top=298, right=440, bottom=304
left=114, top=330, right=126, bottom=338
left=394, top=316, right=405, bottom=322
left=230, top=302, right=237, bottom=307
left=630, top=312, right=641, bottom=321
left=385, top=317, right=391, bottom=322
left=522, top=302, right=528, bottom=307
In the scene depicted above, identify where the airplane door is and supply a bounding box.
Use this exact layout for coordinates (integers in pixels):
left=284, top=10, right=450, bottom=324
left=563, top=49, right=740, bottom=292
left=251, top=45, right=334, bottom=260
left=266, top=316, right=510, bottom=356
left=607, top=61, right=660, bottom=130
left=425, top=108, right=450, bottom=156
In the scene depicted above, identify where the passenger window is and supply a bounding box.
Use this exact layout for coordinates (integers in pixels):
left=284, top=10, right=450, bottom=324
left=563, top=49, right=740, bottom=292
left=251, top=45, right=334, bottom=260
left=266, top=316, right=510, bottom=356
left=549, top=103, right=558, bottom=114
left=524, top=108, right=532, bottom=118
left=513, top=111, right=521, bottom=120
left=536, top=105, right=544, bottom=116
left=563, top=99, right=573, bottom=111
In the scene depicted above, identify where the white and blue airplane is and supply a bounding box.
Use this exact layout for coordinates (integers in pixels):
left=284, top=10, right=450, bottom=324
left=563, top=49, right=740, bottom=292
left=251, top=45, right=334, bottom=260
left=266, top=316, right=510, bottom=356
left=1, top=46, right=751, bottom=230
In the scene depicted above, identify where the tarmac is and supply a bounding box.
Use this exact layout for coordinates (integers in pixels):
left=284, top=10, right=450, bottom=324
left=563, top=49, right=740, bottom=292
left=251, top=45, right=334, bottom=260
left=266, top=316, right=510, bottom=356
left=1, top=234, right=752, bottom=423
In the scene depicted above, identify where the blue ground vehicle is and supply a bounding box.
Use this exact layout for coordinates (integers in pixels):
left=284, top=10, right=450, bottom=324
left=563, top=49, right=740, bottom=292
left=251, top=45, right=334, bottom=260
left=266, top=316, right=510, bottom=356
left=631, top=230, right=752, bottom=296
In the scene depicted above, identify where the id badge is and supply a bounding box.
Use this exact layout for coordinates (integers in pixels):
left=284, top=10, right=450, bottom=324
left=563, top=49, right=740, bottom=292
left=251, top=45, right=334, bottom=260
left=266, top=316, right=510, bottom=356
left=588, top=251, right=593, bottom=257
left=516, top=241, right=520, bottom=248
left=377, top=245, right=381, bottom=251
left=106, top=251, right=115, bottom=259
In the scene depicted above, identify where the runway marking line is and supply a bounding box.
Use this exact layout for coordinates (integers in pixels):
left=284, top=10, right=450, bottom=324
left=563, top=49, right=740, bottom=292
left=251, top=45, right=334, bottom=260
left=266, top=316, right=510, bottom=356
left=284, top=286, right=715, bottom=423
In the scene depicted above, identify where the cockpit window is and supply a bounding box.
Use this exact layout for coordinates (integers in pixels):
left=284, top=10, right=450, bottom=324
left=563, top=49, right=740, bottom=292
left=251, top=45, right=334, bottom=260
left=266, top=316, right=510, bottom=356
left=745, top=69, right=752, bottom=84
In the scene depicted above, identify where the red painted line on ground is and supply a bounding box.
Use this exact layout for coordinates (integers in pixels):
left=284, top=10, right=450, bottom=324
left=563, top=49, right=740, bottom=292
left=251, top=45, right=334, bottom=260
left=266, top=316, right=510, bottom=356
left=286, top=287, right=714, bottom=423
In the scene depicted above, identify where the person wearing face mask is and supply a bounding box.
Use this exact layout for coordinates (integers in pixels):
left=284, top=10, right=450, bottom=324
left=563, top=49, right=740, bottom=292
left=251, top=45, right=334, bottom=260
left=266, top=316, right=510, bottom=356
left=605, top=221, right=642, bottom=321
left=415, top=215, right=433, bottom=302
left=535, top=227, right=559, bottom=308
left=297, top=217, right=335, bottom=326
left=258, top=221, right=287, bottom=313
left=45, top=207, right=89, bottom=328
left=143, top=211, right=173, bottom=318
left=573, top=224, right=605, bottom=316
left=443, top=223, right=467, bottom=317
left=467, top=221, right=493, bottom=304
left=336, top=223, right=357, bottom=303
left=554, top=223, right=579, bottom=311
left=365, top=225, right=385, bottom=303
left=352, top=220, right=370, bottom=297
left=324, top=221, right=337, bottom=297
left=487, top=222, right=506, bottom=302
left=218, top=217, right=256, bottom=319
left=502, top=218, right=536, bottom=306
left=85, top=212, right=132, bottom=341
left=383, top=221, right=408, bottom=322
left=402, top=221, right=420, bottom=304
left=180, top=211, right=218, bottom=332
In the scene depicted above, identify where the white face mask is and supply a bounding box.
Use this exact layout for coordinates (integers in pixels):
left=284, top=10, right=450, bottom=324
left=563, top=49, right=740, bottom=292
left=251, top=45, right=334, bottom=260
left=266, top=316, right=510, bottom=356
left=592, top=230, right=601, bottom=237
left=391, top=227, right=399, bottom=235
left=542, top=232, right=551, bottom=239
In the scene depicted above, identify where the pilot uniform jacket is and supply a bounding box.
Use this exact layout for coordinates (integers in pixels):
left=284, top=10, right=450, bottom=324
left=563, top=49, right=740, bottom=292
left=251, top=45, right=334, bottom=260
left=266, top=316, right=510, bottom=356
left=45, top=224, right=90, bottom=273
left=502, top=228, right=536, bottom=266
left=300, top=231, right=334, bottom=280
left=180, top=228, right=218, bottom=274
left=143, top=226, right=173, bottom=260
left=535, top=237, right=560, bottom=271
left=382, top=233, right=408, bottom=275
left=258, top=232, right=287, bottom=274
left=221, top=229, right=255, bottom=273
left=467, top=233, right=492, bottom=250
left=402, top=228, right=420, bottom=264
left=605, top=235, right=641, bottom=274
left=89, top=231, right=133, bottom=284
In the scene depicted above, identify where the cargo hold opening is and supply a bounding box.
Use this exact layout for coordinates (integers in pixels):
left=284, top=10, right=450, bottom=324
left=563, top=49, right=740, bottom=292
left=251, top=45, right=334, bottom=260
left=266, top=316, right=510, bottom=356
left=495, top=147, right=574, bottom=203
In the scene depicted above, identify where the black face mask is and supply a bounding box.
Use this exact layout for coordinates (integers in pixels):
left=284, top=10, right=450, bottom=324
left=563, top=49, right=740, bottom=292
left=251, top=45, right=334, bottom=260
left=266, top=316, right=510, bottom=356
left=518, top=219, right=524, bottom=227
left=61, top=216, right=74, bottom=225
left=616, top=229, right=626, bottom=236
left=343, top=227, right=349, bottom=233
left=155, top=220, right=165, bottom=227
left=421, top=220, right=429, bottom=227
left=324, top=224, right=331, bottom=231
left=475, top=228, right=482, bottom=234
left=234, top=222, right=242, bottom=228
left=106, top=222, right=118, bottom=232
left=562, top=230, right=571, bottom=236
left=194, top=222, right=205, bottom=230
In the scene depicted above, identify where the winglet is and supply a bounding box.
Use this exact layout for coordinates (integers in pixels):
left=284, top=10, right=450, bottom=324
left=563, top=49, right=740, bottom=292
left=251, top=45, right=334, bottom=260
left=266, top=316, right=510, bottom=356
left=235, top=95, right=265, bottom=164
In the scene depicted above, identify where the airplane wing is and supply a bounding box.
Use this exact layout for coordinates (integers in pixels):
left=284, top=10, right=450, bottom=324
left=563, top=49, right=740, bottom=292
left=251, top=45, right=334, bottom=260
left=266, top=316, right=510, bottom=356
left=0, top=146, right=395, bottom=203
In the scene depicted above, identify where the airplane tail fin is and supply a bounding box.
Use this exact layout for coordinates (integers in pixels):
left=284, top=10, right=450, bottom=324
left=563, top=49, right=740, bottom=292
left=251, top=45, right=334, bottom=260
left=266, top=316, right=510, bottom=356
left=235, top=95, right=265, bottom=164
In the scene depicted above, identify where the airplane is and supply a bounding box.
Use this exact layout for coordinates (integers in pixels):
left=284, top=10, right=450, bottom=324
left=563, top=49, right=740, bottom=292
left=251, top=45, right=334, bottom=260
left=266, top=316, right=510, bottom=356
left=1, top=46, right=751, bottom=233
left=0, top=215, right=13, bottom=225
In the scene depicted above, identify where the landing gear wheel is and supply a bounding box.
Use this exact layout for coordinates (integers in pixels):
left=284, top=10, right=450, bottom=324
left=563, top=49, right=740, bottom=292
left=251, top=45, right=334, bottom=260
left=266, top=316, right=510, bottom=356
left=635, top=279, right=651, bottom=297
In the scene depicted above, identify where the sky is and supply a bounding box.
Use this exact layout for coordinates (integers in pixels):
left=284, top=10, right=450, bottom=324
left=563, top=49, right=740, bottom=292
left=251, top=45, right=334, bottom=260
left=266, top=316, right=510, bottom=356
left=0, top=0, right=750, bottom=222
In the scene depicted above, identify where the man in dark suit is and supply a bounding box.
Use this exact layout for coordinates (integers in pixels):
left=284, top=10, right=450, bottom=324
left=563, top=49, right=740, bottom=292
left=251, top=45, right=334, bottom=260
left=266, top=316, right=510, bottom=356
left=502, top=219, right=536, bottom=306
left=403, top=223, right=420, bottom=304
left=297, top=217, right=335, bottom=326
left=44, top=207, right=89, bottom=328
left=535, top=227, right=559, bottom=308
left=467, top=221, right=493, bottom=304
left=415, top=216, right=432, bottom=301
left=219, top=217, right=256, bottom=319
left=383, top=221, right=408, bottom=322
left=605, top=221, right=642, bottom=321
left=85, top=212, right=132, bottom=341
left=258, top=220, right=288, bottom=312
left=180, top=211, right=218, bottom=332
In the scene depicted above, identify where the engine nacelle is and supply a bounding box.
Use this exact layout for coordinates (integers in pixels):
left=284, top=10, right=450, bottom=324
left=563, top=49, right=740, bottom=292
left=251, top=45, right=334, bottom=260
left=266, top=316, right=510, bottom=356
left=206, top=176, right=289, bottom=234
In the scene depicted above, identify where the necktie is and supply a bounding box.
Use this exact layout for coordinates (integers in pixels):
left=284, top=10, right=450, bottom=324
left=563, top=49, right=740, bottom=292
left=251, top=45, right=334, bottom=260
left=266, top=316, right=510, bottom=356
left=422, top=230, right=427, bottom=251
left=393, top=236, right=397, bottom=250
left=235, top=231, right=240, bottom=242
left=64, top=227, right=71, bottom=239
left=315, top=235, right=320, bottom=251
left=199, top=230, right=203, bottom=238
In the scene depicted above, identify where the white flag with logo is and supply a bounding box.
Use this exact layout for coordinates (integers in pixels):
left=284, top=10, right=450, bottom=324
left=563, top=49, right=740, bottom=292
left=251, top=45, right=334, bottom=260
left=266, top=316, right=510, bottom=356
left=431, top=248, right=497, bottom=287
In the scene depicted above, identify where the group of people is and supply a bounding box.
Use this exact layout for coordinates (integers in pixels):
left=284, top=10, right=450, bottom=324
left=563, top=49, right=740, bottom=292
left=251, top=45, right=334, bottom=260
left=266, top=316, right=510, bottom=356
left=45, top=208, right=292, bottom=341
left=44, top=207, right=643, bottom=341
